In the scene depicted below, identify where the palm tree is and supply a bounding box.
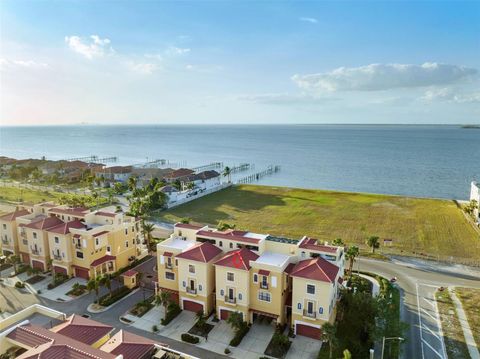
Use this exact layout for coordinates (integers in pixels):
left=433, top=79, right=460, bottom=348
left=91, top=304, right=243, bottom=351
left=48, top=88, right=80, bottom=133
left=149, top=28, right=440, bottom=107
left=217, top=221, right=235, bottom=231
left=195, top=310, right=207, bottom=330
left=321, top=322, right=338, bottom=359
left=106, top=188, right=115, bottom=204
left=100, top=274, right=113, bottom=297
left=366, top=236, right=380, bottom=253
left=186, top=182, right=195, bottom=191
left=47, top=258, right=55, bottom=285
left=180, top=217, right=191, bottom=224
left=332, top=238, right=344, bottom=247
left=142, top=222, right=155, bottom=253
left=8, top=254, right=20, bottom=275
left=87, top=277, right=101, bottom=303
left=346, top=246, right=359, bottom=275
left=223, top=166, right=231, bottom=183
left=92, top=190, right=100, bottom=209
left=155, top=290, right=171, bottom=320
left=127, top=176, right=137, bottom=192
left=343, top=349, right=352, bottom=359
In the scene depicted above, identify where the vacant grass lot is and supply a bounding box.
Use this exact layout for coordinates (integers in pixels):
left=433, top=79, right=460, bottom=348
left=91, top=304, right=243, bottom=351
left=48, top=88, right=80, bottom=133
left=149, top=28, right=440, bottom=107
left=456, top=288, right=480, bottom=348
left=0, top=186, right=61, bottom=203
left=157, top=185, right=480, bottom=259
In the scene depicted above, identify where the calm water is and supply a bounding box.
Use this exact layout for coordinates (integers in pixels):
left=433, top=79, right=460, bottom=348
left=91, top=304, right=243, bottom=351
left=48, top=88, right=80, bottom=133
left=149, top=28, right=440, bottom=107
left=1, top=124, right=479, bottom=199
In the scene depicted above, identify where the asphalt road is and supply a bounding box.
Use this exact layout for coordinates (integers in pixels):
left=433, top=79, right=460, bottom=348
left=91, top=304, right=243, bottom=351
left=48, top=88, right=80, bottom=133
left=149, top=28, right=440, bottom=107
left=356, top=257, right=480, bottom=359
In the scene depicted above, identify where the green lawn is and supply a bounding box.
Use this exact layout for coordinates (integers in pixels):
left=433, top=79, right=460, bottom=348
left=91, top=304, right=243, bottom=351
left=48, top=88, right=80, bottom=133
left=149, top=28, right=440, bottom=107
left=0, top=186, right=61, bottom=204
left=157, top=185, right=480, bottom=259
left=455, top=287, right=480, bottom=348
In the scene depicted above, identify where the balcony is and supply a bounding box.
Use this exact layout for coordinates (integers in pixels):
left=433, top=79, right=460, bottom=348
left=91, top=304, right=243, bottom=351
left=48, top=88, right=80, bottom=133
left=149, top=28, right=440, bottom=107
left=53, top=254, right=62, bottom=261
left=75, top=243, right=82, bottom=249
left=303, top=310, right=316, bottom=319
left=22, top=239, right=28, bottom=245
left=31, top=248, right=40, bottom=255
left=20, top=232, right=26, bottom=238
left=186, top=287, right=197, bottom=295
left=224, top=296, right=236, bottom=304
left=260, top=282, right=269, bottom=289
left=165, top=262, right=173, bottom=269
left=1, top=239, right=9, bottom=245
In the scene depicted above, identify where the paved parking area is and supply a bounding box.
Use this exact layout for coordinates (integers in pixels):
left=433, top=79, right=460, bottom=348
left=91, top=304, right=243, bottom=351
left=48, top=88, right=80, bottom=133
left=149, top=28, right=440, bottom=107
left=198, top=320, right=235, bottom=354
left=286, top=335, right=322, bottom=359
left=37, top=278, right=87, bottom=302
left=129, top=305, right=165, bottom=332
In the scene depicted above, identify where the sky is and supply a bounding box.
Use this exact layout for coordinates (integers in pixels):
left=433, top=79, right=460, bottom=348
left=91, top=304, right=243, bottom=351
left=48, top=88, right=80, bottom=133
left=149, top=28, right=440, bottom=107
left=0, top=1, right=479, bottom=126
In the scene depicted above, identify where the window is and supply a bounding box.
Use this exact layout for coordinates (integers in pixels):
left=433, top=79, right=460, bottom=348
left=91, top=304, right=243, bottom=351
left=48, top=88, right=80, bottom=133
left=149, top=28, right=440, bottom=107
left=307, top=284, right=315, bottom=295
left=253, top=274, right=258, bottom=283
left=227, top=272, right=234, bottom=282
left=76, top=251, right=84, bottom=259
left=125, top=240, right=129, bottom=248
left=131, top=226, right=134, bottom=232
left=95, top=238, right=99, bottom=246
left=54, top=237, right=59, bottom=244
left=125, top=229, right=128, bottom=235
left=33, top=232, right=37, bottom=239
left=319, top=307, right=323, bottom=314
left=220, top=289, right=224, bottom=296
left=165, top=272, right=175, bottom=280
left=297, top=303, right=302, bottom=310
left=199, top=284, right=203, bottom=291
left=189, top=265, right=195, bottom=274
left=219, top=241, right=223, bottom=247
left=258, top=292, right=271, bottom=302
left=229, top=242, right=233, bottom=249
left=107, top=246, right=111, bottom=253
left=182, top=281, right=186, bottom=287
left=238, top=293, right=242, bottom=300
left=2, top=224, right=6, bottom=230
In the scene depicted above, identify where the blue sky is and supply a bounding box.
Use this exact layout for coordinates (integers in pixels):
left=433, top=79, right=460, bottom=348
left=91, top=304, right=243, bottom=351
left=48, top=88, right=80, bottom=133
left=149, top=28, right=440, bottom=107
left=1, top=1, right=479, bottom=125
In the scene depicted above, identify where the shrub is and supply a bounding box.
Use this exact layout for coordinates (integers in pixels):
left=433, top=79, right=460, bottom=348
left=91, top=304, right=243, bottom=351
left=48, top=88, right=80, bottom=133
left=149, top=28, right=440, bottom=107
left=15, top=281, right=25, bottom=288
left=224, top=348, right=231, bottom=354
left=181, top=333, right=199, bottom=344
left=98, top=286, right=132, bottom=307
left=161, top=302, right=181, bottom=325
left=152, top=325, right=158, bottom=332
left=229, top=322, right=250, bottom=347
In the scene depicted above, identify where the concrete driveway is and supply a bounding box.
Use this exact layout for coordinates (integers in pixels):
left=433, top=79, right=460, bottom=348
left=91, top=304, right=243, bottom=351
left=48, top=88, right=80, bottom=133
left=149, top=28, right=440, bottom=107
left=286, top=335, right=322, bottom=359
left=157, top=310, right=196, bottom=341
left=231, top=319, right=275, bottom=359
left=198, top=319, right=235, bottom=354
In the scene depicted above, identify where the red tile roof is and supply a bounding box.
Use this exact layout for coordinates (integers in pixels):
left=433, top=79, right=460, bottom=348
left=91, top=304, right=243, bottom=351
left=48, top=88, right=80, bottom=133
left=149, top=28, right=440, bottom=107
left=24, top=216, right=64, bottom=230
left=299, top=237, right=338, bottom=254
left=163, top=168, right=194, bottom=179
left=123, top=270, right=138, bottom=277
left=258, top=269, right=270, bottom=276
left=47, top=220, right=86, bottom=235
left=90, top=255, right=116, bottom=267
left=0, top=209, right=30, bottom=221
left=175, top=223, right=204, bottom=230
left=92, top=230, right=109, bottom=237
left=51, top=314, right=114, bottom=346
left=214, top=248, right=259, bottom=271
left=176, top=242, right=222, bottom=263
left=284, top=263, right=295, bottom=275
left=7, top=324, right=115, bottom=359
left=290, top=257, right=339, bottom=283
left=196, top=229, right=261, bottom=244
left=49, top=207, right=90, bottom=217
left=95, top=211, right=117, bottom=218
left=163, top=251, right=173, bottom=257
left=100, top=330, right=158, bottom=359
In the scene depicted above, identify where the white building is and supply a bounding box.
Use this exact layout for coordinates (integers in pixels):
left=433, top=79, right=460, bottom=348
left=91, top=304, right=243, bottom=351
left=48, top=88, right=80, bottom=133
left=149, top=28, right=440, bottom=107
left=470, top=181, right=480, bottom=223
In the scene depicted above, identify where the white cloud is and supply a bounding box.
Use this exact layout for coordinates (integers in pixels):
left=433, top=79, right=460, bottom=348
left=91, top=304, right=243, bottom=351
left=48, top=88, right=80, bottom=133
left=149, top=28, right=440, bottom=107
left=166, top=46, right=191, bottom=56
left=65, top=35, right=114, bottom=59
left=299, top=17, right=318, bottom=24
left=238, top=93, right=335, bottom=105
left=127, top=62, right=158, bottom=75
left=422, top=88, right=480, bottom=103
left=0, top=58, right=48, bottom=70
left=292, top=63, right=478, bottom=93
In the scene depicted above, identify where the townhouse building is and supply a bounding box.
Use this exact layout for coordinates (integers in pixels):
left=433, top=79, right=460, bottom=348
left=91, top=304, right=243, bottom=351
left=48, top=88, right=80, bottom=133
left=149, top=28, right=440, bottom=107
left=0, top=203, right=144, bottom=278
left=157, top=223, right=344, bottom=340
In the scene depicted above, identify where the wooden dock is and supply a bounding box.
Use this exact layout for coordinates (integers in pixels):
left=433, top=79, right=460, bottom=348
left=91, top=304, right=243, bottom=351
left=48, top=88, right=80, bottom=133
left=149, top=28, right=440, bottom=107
left=236, top=165, right=281, bottom=184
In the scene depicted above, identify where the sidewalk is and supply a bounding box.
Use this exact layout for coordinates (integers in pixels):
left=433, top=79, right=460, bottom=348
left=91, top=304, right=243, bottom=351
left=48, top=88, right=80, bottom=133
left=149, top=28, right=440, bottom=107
left=449, top=288, right=480, bottom=359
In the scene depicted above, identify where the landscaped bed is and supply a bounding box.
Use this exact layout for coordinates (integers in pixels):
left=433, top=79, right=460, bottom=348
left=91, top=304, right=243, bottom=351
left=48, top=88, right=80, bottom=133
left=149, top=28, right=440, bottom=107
left=264, top=329, right=291, bottom=359
left=98, top=286, right=133, bottom=307
left=47, top=273, right=69, bottom=289
left=188, top=322, right=214, bottom=338
left=66, top=284, right=87, bottom=297
left=129, top=296, right=155, bottom=317
left=436, top=289, right=470, bottom=359
left=25, top=275, right=45, bottom=285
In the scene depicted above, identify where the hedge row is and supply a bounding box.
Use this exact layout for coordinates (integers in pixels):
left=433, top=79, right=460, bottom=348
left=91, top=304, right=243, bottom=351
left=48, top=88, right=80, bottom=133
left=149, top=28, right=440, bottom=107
left=99, top=286, right=132, bottom=306
left=161, top=302, right=181, bottom=326
left=229, top=324, right=250, bottom=347
left=181, top=333, right=199, bottom=344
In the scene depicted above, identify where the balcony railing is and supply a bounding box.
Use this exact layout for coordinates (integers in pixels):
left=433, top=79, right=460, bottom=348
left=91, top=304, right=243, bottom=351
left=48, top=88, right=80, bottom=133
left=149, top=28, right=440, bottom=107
left=31, top=248, right=40, bottom=255
left=303, top=310, right=316, bottom=319
left=53, top=254, right=62, bottom=261
left=75, top=243, right=82, bottom=249
left=186, top=287, right=197, bottom=295
left=22, top=239, right=28, bottom=245
left=20, top=232, right=26, bottom=238
left=165, top=262, right=173, bottom=269
left=225, top=296, right=236, bottom=304
left=1, top=239, right=9, bottom=245
left=260, top=282, right=269, bottom=289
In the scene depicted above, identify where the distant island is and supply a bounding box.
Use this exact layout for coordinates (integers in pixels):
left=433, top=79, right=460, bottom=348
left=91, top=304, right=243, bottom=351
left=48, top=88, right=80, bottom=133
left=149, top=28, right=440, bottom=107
left=461, top=125, right=480, bottom=129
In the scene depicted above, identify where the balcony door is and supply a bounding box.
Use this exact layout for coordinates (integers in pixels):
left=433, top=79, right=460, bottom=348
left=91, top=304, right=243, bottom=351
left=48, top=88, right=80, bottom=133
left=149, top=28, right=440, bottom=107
left=190, top=279, right=195, bottom=291
left=307, top=301, right=314, bottom=314
left=228, top=288, right=234, bottom=300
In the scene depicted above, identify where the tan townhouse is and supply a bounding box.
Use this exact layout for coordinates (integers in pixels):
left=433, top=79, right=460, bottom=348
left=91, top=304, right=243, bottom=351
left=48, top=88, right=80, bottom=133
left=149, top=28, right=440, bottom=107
left=156, top=223, right=345, bottom=340
left=0, top=209, right=30, bottom=257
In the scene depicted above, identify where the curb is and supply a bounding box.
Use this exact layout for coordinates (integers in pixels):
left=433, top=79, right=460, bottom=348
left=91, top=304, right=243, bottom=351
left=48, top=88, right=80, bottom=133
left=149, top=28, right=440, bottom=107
left=87, top=288, right=140, bottom=313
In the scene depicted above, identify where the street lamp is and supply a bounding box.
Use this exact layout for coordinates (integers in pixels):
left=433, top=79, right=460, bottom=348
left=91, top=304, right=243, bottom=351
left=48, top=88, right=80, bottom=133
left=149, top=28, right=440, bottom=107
left=381, top=337, right=404, bottom=359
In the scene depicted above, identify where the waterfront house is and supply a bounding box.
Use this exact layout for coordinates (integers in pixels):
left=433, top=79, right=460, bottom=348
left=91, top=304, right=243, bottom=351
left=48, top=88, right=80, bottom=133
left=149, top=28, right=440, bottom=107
left=471, top=181, right=480, bottom=224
